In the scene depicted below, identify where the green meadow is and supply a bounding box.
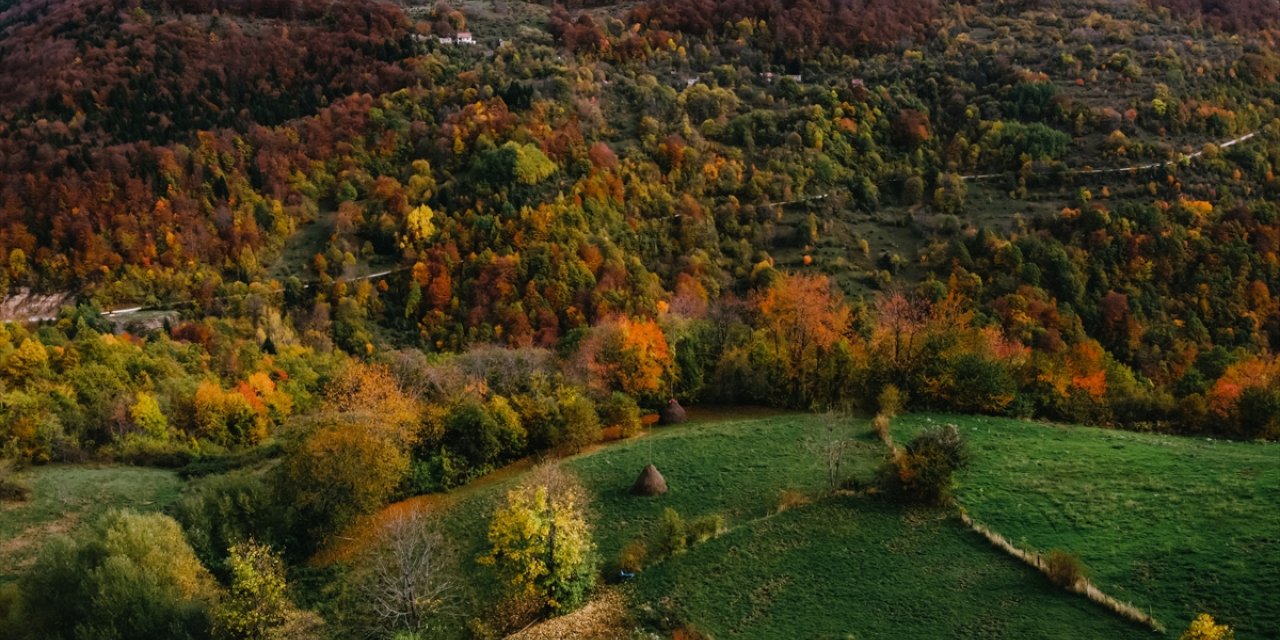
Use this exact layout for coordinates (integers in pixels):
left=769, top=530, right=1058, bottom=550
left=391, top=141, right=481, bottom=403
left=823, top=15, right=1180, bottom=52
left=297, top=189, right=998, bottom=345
left=894, top=414, right=1280, bottom=637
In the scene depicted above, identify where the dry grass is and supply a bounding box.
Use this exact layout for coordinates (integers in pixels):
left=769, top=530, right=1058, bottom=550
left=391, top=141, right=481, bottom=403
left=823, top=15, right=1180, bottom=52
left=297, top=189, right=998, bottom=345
left=774, top=489, right=812, bottom=514
left=1043, top=549, right=1085, bottom=589
left=0, top=511, right=81, bottom=573
left=505, top=589, right=630, bottom=640
left=872, top=413, right=896, bottom=452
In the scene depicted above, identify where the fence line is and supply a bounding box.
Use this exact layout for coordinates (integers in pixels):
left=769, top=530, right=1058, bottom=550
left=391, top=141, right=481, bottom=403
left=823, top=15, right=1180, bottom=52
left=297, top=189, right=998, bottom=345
left=957, top=511, right=1164, bottom=633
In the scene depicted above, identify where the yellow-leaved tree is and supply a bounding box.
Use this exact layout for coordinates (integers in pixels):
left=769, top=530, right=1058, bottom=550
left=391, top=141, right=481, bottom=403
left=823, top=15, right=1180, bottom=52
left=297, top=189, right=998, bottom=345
left=481, top=466, right=596, bottom=616
left=212, top=541, right=324, bottom=640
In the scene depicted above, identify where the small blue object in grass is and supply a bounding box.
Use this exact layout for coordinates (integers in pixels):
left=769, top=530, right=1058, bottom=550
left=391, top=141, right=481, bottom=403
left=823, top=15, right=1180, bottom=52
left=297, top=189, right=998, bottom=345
left=618, top=570, right=635, bottom=581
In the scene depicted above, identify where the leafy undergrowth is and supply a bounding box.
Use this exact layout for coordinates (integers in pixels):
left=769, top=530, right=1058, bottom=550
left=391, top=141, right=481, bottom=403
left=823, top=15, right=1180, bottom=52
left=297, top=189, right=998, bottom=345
left=0, top=465, right=184, bottom=584
left=893, top=414, right=1280, bottom=637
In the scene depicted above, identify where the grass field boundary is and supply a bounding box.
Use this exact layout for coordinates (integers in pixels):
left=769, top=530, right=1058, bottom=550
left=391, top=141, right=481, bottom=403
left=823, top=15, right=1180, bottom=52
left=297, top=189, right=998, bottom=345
left=957, top=510, right=1165, bottom=633
left=884, top=415, right=1165, bottom=632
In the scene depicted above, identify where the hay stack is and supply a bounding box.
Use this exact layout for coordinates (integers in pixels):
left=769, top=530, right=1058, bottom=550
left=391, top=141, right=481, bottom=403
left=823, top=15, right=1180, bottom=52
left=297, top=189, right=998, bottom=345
left=659, top=398, right=687, bottom=425
left=631, top=464, right=668, bottom=496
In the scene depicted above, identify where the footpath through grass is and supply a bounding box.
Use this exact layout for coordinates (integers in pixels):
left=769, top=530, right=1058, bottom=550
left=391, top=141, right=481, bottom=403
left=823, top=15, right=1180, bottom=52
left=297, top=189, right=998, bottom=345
left=894, top=414, right=1280, bottom=637
left=0, top=465, right=183, bottom=583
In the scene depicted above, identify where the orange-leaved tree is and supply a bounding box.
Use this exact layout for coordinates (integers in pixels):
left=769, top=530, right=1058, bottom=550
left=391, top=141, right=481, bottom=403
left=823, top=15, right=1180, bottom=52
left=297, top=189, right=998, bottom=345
left=574, top=316, right=674, bottom=404
left=755, top=273, right=850, bottom=404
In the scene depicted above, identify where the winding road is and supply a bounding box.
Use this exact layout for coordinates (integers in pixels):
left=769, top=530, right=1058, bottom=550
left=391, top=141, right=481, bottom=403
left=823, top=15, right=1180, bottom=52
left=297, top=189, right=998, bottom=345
left=962, top=131, right=1259, bottom=181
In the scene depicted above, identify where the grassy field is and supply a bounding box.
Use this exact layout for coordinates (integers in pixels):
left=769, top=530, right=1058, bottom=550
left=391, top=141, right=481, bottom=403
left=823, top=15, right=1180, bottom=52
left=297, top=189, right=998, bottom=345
left=427, top=411, right=875, bottom=610
left=630, top=498, right=1151, bottom=639
left=421, top=411, right=1160, bottom=638
left=0, top=465, right=184, bottom=584
left=892, top=414, right=1280, bottom=637
left=6, top=412, right=1269, bottom=637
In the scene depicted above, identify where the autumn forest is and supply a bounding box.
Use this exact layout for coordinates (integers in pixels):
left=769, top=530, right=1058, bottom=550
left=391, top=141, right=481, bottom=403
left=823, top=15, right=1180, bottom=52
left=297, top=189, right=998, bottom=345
left=0, top=0, right=1277, bottom=637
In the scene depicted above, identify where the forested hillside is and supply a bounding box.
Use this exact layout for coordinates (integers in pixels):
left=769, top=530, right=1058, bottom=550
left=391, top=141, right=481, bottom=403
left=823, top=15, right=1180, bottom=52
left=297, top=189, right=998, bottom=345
left=0, top=0, right=1278, bottom=635
left=0, top=0, right=1275, bottom=447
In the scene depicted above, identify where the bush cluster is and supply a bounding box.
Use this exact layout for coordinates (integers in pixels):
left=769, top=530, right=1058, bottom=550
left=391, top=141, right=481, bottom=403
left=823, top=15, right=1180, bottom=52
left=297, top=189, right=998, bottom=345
left=877, top=424, right=970, bottom=505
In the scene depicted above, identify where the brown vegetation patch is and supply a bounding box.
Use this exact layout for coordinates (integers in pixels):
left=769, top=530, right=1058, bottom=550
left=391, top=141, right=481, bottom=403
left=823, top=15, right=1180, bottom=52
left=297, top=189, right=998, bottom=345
left=0, top=510, right=81, bottom=571
left=774, top=489, right=811, bottom=513
left=505, top=589, right=630, bottom=640
left=315, top=457, right=536, bottom=565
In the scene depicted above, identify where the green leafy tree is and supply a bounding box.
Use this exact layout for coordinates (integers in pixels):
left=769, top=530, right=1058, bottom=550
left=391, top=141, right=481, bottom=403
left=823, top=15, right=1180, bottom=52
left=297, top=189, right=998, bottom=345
left=20, top=510, right=217, bottom=640
left=597, top=391, right=642, bottom=438
left=280, top=419, right=410, bottom=550
left=557, top=389, right=600, bottom=453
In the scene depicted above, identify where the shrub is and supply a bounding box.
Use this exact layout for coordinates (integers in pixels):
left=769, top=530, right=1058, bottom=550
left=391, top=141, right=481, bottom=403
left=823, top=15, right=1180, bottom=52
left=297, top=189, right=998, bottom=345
left=174, top=471, right=288, bottom=570
left=597, top=392, right=643, bottom=439
left=0, top=459, right=31, bottom=502
left=909, top=423, right=969, bottom=469
left=442, top=400, right=503, bottom=468
left=1043, top=549, right=1086, bottom=589
left=405, top=449, right=481, bottom=494
left=877, top=424, right=968, bottom=505
left=655, top=507, right=687, bottom=557
left=213, top=541, right=324, bottom=640
left=1179, top=613, right=1235, bottom=640
left=109, top=434, right=200, bottom=467
left=557, top=390, right=601, bottom=454
left=687, top=514, right=726, bottom=543
left=618, top=538, right=649, bottom=573
left=877, top=384, right=904, bottom=417
left=19, top=510, right=218, bottom=640
left=775, top=489, right=812, bottom=513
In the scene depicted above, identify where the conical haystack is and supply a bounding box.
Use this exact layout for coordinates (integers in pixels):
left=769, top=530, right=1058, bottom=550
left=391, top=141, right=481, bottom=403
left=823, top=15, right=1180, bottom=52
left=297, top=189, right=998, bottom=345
left=631, top=463, right=668, bottom=496
left=659, top=398, right=687, bottom=425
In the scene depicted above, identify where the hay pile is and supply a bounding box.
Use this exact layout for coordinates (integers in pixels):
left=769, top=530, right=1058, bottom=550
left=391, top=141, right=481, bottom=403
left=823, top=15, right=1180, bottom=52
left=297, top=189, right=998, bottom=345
left=630, top=464, right=668, bottom=496
left=659, top=398, right=687, bottom=425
